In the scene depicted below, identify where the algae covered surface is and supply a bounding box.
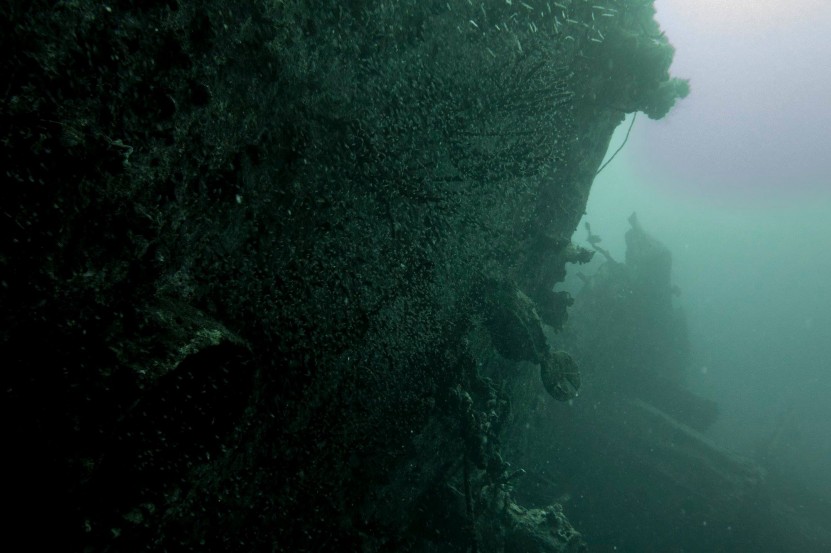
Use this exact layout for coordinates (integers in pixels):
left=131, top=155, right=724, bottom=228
left=1, top=1, right=690, bottom=551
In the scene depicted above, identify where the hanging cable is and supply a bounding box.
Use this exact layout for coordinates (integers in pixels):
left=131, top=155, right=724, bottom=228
left=595, top=112, right=638, bottom=176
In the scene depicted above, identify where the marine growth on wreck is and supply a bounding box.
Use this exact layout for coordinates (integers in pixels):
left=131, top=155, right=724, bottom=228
left=0, top=1, right=725, bottom=551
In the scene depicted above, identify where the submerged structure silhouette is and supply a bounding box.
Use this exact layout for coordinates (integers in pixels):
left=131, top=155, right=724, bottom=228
left=11, top=1, right=828, bottom=552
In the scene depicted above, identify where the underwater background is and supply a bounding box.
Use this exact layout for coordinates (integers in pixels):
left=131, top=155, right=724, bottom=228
left=583, top=0, right=831, bottom=500
left=1, top=0, right=829, bottom=551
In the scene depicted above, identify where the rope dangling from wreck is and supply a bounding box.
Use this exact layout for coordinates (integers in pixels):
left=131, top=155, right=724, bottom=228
left=596, top=112, right=638, bottom=176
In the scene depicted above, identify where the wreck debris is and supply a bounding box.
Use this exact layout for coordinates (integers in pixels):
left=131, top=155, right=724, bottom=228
left=483, top=279, right=581, bottom=401
left=540, top=350, right=581, bottom=401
